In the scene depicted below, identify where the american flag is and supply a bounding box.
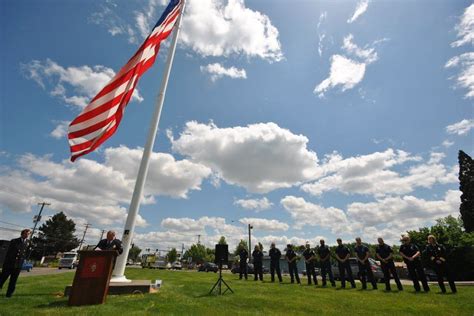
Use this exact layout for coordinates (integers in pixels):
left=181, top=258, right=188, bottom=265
left=68, top=0, right=182, bottom=162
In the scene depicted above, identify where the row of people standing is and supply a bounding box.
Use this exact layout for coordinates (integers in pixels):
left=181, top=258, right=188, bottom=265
left=237, top=235, right=456, bottom=294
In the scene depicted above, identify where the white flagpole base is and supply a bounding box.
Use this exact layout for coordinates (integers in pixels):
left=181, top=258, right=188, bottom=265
left=110, top=275, right=132, bottom=283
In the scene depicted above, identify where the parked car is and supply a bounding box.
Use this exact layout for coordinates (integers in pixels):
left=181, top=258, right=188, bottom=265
left=171, top=261, right=182, bottom=270
left=302, top=268, right=320, bottom=276
left=198, top=262, right=218, bottom=272
left=22, top=260, right=33, bottom=272
left=58, top=252, right=79, bottom=269
left=331, top=258, right=384, bottom=282
left=231, top=263, right=254, bottom=274
left=151, top=260, right=168, bottom=269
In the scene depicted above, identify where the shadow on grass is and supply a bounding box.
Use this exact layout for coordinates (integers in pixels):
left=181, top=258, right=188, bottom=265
left=36, top=300, right=68, bottom=308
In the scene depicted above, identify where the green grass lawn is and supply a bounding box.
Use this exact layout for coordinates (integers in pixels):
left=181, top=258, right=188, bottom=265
left=0, top=269, right=473, bottom=315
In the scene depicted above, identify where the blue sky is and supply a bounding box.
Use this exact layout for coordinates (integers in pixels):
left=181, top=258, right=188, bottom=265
left=1, top=0, right=473, bottom=252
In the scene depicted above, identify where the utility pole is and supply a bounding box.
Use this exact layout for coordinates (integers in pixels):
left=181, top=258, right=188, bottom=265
left=197, top=234, right=201, bottom=244
left=99, top=229, right=106, bottom=241
left=30, top=202, right=50, bottom=240
left=78, top=223, right=91, bottom=250
left=248, top=224, right=253, bottom=263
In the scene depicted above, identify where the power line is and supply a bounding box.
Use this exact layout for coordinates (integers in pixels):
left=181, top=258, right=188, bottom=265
left=0, top=220, right=25, bottom=228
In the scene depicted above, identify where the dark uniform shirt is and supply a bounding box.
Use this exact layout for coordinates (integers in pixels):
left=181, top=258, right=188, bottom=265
left=376, top=243, right=393, bottom=261
left=425, top=243, right=446, bottom=260
left=95, top=238, right=123, bottom=254
left=335, top=245, right=350, bottom=259
left=317, top=245, right=330, bottom=260
left=302, top=249, right=315, bottom=261
left=399, top=243, right=420, bottom=263
left=239, top=249, right=248, bottom=261
left=252, top=250, right=263, bottom=263
left=3, top=237, right=31, bottom=270
left=354, top=244, right=370, bottom=261
left=286, top=249, right=297, bottom=262
left=269, top=248, right=281, bottom=262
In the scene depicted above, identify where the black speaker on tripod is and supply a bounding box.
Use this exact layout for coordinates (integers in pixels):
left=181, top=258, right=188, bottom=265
left=209, top=244, right=233, bottom=295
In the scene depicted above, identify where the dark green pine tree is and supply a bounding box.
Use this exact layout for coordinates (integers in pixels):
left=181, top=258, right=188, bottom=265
left=33, top=211, right=80, bottom=256
left=459, top=150, right=474, bottom=232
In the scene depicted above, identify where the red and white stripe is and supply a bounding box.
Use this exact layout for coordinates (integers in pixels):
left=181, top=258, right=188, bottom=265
left=68, top=0, right=182, bottom=161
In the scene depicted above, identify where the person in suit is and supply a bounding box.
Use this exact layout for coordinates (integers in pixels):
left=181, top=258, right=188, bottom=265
left=425, top=235, right=456, bottom=293
left=238, top=245, right=248, bottom=280
left=269, top=242, right=283, bottom=282
left=94, top=231, right=123, bottom=254
left=252, top=245, right=264, bottom=281
left=0, top=229, right=31, bottom=298
left=285, top=244, right=300, bottom=284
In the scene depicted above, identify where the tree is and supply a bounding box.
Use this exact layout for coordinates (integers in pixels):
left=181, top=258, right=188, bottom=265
left=128, top=244, right=142, bottom=262
left=218, top=236, right=227, bottom=245
left=183, top=244, right=214, bottom=264
left=459, top=150, right=474, bottom=232
left=167, top=248, right=178, bottom=263
left=233, top=240, right=248, bottom=256
left=32, top=212, right=79, bottom=257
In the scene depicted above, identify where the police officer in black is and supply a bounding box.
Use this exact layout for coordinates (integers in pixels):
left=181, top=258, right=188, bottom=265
left=0, top=229, right=31, bottom=297
left=317, top=239, right=336, bottom=287
left=285, top=244, right=300, bottom=284
left=238, top=245, right=248, bottom=280
left=302, top=243, right=318, bottom=285
left=425, top=235, right=456, bottom=293
left=335, top=238, right=356, bottom=289
left=375, top=237, right=403, bottom=291
left=269, top=242, right=283, bottom=282
left=252, top=245, right=264, bottom=281
left=354, top=237, right=377, bottom=290
left=399, top=235, right=429, bottom=292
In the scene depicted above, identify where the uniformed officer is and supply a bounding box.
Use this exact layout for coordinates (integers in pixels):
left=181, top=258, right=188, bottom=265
left=0, top=229, right=31, bottom=297
left=399, top=235, right=429, bottom=292
left=302, top=243, right=318, bottom=285
left=285, top=244, right=300, bottom=284
left=94, top=230, right=123, bottom=254
left=354, top=237, right=377, bottom=290
left=376, top=237, right=403, bottom=291
left=238, top=245, right=248, bottom=280
left=317, top=239, right=336, bottom=287
left=335, top=238, right=356, bottom=289
left=269, top=242, right=283, bottom=282
left=425, top=235, right=456, bottom=293
left=252, top=245, right=264, bottom=281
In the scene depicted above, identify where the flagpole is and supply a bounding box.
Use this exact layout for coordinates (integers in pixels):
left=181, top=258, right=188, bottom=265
left=111, top=0, right=186, bottom=283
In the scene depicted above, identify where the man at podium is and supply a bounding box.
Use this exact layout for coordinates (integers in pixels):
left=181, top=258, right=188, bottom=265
left=94, top=231, right=123, bottom=255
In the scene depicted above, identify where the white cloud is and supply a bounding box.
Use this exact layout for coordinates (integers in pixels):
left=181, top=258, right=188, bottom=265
left=451, top=4, right=474, bottom=48
left=169, top=121, right=320, bottom=193
left=200, top=63, right=247, bottom=81
left=347, top=0, right=369, bottom=24
left=446, top=4, right=474, bottom=99
left=0, top=147, right=211, bottom=227
left=442, top=140, right=454, bottom=148
left=21, top=59, right=143, bottom=109
left=317, top=12, right=328, bottom=57
left=445, top=53, right=474, bottom=99
left=239, top=217, right=289, bottom=232
left=280, top=196, right=348, bottom=232
left=234, top=197, right=273, bottom=212
left=314, top=54, right=366, bottom=97
left=342, top=34, right=378, bottom=64
left=446, top=118, right=474, bottom=135
left=50, top=121, right=69, bottom=139
left=135, top=0, right=168, bottom=39
left=301, top=149, right=457, bottom=197
left=347, top=190, right=461, bottom=228
left=180, top=0, right=283, bottom=62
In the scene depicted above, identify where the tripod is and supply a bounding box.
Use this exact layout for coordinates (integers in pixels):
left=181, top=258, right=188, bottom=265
left=209, top=260, right=233, bottom=295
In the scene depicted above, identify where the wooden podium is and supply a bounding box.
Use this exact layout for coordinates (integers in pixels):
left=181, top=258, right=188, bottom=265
left=68, top=250, right=117, bottom=306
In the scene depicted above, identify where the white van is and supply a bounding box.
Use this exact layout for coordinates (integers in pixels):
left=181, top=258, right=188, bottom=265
left=58, top=252, right=79, bottom=269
